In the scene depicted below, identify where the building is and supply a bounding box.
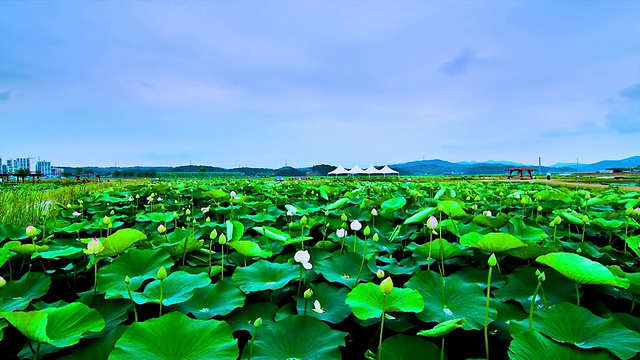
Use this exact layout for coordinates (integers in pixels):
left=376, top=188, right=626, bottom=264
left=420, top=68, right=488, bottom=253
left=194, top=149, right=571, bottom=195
left=36, top=160, right=51, bottom=176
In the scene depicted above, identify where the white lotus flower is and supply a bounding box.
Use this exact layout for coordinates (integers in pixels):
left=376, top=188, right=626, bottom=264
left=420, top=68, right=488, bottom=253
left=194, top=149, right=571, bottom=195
left=294, top=250, right=311, bottom=264
left=230, top=190, right=236, bottom=197
left=336, top=228, right=347, bottom=238
left=483, top=210, right=492, bottom=217
left=201, top=207, right=210, bottom=214
left=350, top=220, right=362, bottom=231
left=312, top=299, right=325, bottom=313
left=72, top=211, right=81, bottom=217
left=426, top=216, right=438, bottom=230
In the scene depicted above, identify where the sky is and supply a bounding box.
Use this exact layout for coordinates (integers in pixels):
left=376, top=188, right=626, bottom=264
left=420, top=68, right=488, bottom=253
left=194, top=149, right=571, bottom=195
left=1, top=1, right=639, bottom=169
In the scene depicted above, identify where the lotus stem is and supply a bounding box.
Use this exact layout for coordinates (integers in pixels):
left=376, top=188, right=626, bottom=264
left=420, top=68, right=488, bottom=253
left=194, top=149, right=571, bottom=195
left=93, top=259, right=98, bottom=296
left=529, top=281, right=542, bottom=331
left=581, top=223, right=586, bottom=242
left=297, top=265, right=303, bottom=298
left=631, top=294, right=636, bottom=314
left=575, top=283, right=580, bottom=307
left=440, top=337, right=445, bottom=360
left=301, top=224, right=305, bottom=250
left=208, top=239, right=213, bottom=276
left=540, top=285, right=548, bottom=309
left=125, top=282, right=138, bottom=322
left=354, top=237, right=368, bottom=286
left=427, top=230, right=433, bottom=271
left=35, top=342, right=40, bottom=360
left=248, top=327, right=257, bottom=360
left=159, top=279, right=164, bottom=316
left=439, top=239, right=445, bottom=277
left=377, top=295, right=387, bottom=360
left=484, top=266, right=493, bottom=360
left=221, top=245, right=225, bottom=280
left=352, top=231, right=358, bottom=252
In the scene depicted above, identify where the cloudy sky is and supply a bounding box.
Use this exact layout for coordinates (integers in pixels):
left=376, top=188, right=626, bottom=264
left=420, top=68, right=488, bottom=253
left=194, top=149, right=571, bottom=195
left=1, top=1, right=639, bottom=168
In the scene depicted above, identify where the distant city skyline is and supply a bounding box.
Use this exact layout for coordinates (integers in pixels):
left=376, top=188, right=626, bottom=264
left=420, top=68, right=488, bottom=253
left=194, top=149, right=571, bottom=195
left=1, top=1, right=639, bottom=168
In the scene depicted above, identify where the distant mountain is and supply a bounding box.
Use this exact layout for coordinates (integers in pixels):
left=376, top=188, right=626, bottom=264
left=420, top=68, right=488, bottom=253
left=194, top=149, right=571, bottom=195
left=390, top=159, right=575, bottom=175
left=550, top=156, right=640, bottom=172
left=458, top=160, right=527, bottom=167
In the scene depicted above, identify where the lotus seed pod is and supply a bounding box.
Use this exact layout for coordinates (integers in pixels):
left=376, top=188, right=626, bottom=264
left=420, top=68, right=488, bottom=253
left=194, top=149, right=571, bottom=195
left=300, top=216, right=308, bottom=226
left=376, top=269, right=385, bottom=279
left=426, top=215, right=438, bottom=230
left=341, top=213, right=348, bottom=222
left=304, top=288, right=314, bottom=299
left=253, top=317, right=262, bottom=327
left=219, top=233, right=227, bottom=245
left=380, top=277, right=394, bottom=295
left=371, top=208, right=378, bottom=216
left=363, top=226, right=371, bottom=237
left=372, top=233, right=379, bottom=242
left=124, top=275, right=131, bottom=284
left=0, top=276, right=6, bottom=287
left=157, top=224, right=166, bottom=234
left=25, top=225, right=37, bottom=237
left=210, top=229, right=218, bottom=240
left=488, top=253, right=498, bottom=267
left=157, top=266, right=168, bottom=280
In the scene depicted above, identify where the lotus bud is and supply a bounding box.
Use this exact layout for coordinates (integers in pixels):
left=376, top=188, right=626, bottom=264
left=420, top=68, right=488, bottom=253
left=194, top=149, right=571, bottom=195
left=376, top=269, right=385, bottom=279
left=363, top=226, right=371, bottom=237
left=206, top=216, right=210, bottom=222
left=26, top=225, right=37, bottom=237
left=371, top=208, right=378, bottom=216
left=135, top=194, right=140, bottom=199
left=157, top=224, right=166, bottom=234
left=79, top=199, right=84, bottom=204
left=626, top=207, right=634, bottom=215
left=185, top=208, right=191, bottom=215
left=219, top=233, right=227, bottom=245
left=86, top=237, right=104, bottom=255
left=340, top=213, right=347, bottom=222
left=549, top=221, right=555, bottom=227
left=103, top=216, right=111, bottom=225
left=0, top=276, right=6, bottom=287
left=585, top=193, right=591, bottom=199
left=350, top=220, right=362, bottom=231
left=157, top=266, right=168, bottom=280
left=230, top=190, right=236, bottom=198
left=472, top=204, right=478, bottom=210
left=426, top=215, right=438, bottom=230
left=553, top=215, right=562, bottom=225
left=110, top=210, right=115, bottom=215
left=304, top=288, right=314, bottom=299
left=210, top=229, right=218, bottom=240
left=124, top=275, right=131, bottom=284
left=108, top=223, right=113, bottom=229
left=372, top=233, right=379, bottom=242
left=173, top=212, right=178, bottom=219
left=537, top=271, right=546, bottom=282
left=581, top=215, right=589, bottom=223
left=336, top=228, right=347, bottom=238
left=253, top=317, right=263, bottom=327
left=324, top=210, right=330, bottom=216
left=300, top=216, right=308, bottom=226
left=488, top=253, right=497, bottom=267
left=537, top=206, right=543, bottom=212
left=380, top=276, right=393, bottom=295
left=67, top=203, right=72, bottom=208
left=635, top=207, right=640, bottom=216
left=576, top=247, right=582, bottom=253
left=475, top=195, right=481, bottom=201
left=466, top=196, right=471, bottom=201
left=520, top=198, right=527, bottom=205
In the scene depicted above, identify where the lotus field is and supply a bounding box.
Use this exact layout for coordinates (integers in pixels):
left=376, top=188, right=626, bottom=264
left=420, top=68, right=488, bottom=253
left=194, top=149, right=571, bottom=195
left=1, top=178, right=640, bottom=359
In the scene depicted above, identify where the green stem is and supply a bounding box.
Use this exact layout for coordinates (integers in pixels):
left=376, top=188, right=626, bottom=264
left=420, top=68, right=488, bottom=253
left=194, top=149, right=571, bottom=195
left=540, top=285, right=549, bottom=309
left=304, top=298, right=308, bottom=316
left=126, top=282, right=138, bottom=322
left=159, top=279, right=164, bottom=316
left=297, top=265, right=303, bottom=298
left=440, top=337, right=445, bottom=360
left=581, top=224, right=586, bottom=242
left=575, top=283, right=580, bottom=306
left=354, top=237, right=368, bottom=286
left=221, top=245, right=225, bottom=280
left=352, top=232, right=357, bottom=252
left=484, top=266, right=493, bottom=360
left=378, top=295, right=387, bottom=360
left=529, top=281, right=542, bottom=331
left=631, top=294, right=636, bottom=314
left=427, top=231, right=433, bottom=271
left=208, top=239, right=213, bottom=276
left=439, top=238, right=445, bottom=277
left=301, top=225, right=305, bottom=250
left=93, top=260, right=98, bottom=296
left=35, top=342, right=40, bottom=360
left=248, top=327, right=256, bottom=360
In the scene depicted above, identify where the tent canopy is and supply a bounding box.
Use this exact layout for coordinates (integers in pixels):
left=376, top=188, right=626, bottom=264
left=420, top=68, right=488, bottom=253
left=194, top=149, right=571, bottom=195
left=364, top=165, right=382, bottom=175
left=348, top=165, right=366, bottom=175
left=327, top=165, right=349, bottom=175
left=379, top=165, right=399, bottom=175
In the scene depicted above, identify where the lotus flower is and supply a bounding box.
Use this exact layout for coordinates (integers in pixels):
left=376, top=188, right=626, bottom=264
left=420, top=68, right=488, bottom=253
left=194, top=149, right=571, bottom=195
left=128, top=196, right=134, bottom=202
left=350, top=220, right=362, bottom=231
left=157, top=224, right=166, bottom=233
left=85, top=237, right=104, bottom=255
left=427, top=215, right=438, bottom=230
left=294, top=250, right=313, bottom=270
left=25, top=225, right=37, bottom=237
left=483, top=210, right=493, bottom=217
left=0, top=276, right=6, bottom=287
left=72, top=211, right=81, bottom=217
left=201, top=207, right=210, bottom=214
left=336, top=228, right=347, bottom=238
left=312, top=299, right=325, bottom=313
left=230, top=191, right=236, bottom=198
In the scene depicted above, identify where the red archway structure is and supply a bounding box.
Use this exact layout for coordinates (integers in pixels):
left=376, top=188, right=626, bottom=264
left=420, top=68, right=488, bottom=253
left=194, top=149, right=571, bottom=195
left=506, top=167, right=534, bottom=180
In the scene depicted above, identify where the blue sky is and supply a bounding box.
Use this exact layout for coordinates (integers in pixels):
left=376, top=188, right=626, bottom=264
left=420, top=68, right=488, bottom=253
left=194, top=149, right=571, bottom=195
left=1, top=1, right=639, bottom=168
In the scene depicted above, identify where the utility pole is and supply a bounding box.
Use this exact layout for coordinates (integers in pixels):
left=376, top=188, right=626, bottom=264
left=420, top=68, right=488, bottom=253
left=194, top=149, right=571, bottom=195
left=538, top=157, right=541, bottom=175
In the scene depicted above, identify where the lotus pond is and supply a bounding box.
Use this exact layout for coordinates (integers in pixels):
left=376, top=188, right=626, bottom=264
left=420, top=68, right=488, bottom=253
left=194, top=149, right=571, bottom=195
left=0, top=179, right=639, bottom=359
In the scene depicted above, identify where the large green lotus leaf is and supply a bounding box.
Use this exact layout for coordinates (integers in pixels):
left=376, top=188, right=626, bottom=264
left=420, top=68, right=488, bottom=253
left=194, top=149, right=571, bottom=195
left=294, top=282, right=346, bottom=324
left=54, top=220, right=92, bottom=234
left=509, top=218, right=548, bottom=241
left=345, top=283, right=424, bottom=320
left=175, top=279, right=245, bottom=319
left=380, top=334, right=444, bottom=360
left=0, top=272, right=51, bottom=312
left=132, top=270, right=210, bottom=306
left=110, top=312, right=238, bottom=360
left=0, top=248, right=9, bottom=268
left=100, top=229, right=147, bottom=257
left=252, top=226, right=288, bottom=242
left=508, top=330, right=614, bottom=360
left=510, top=302, right=640, bottom=360
left=97, top=248, right=174, bottom=299
left=226, top=302, right=279, bottom=334
left=459, top=232, right=483, bottom=247
left=1, top=302, right=105, bottom=347
left=9, top=243, right=49, bottom=255
left=505, top=242, right=558, bottom=260
left=437, top=200, right=467, bottom=219
left=231, top=260, right=298, bottom=293
left=534, top=190, right=571, bottom=203
left=77, top=295, right=130, bottom=338
left=60, top=325, right=127, bottom=360
left=493, top=267, right=575, bottom=311
left=247, top=315, right=346, bottom=360
left=624, top=236, right=640, bottom=258
left=40, top=302, right=105, bottom=347
left=405, top=270, right=496, bottom=330
left=560, top=211, right=584, bottom=225
left=381, top=197, right=407, bottom=212
left=417, top=318, right=465, bottom=338
left=472, top=233, right=526, bottom=253
left=472, top=214, right=510, bottom=229
left=413, top=239, right=467, bottom=260
left=166, top=233, right=203, bottom=257
left=227, top=241, right=272, bottom=258
left=327, top=197, right=349, bottom=210
left=0, top=319, right=6, bottom=341
left=315, top=252, right=374, bottom=288
left=403, top=207, right=436, bottom=225
left=37, top=245, right=84, bottom=259
left=135, top=212, right=174, bottom=223
left=592, top=218, right=625, bottom=232
left=226, top=220, right=244, bottom=242
left=536, top=253, right=629, bottom=288
left=0, top=224, right=31, bottom=240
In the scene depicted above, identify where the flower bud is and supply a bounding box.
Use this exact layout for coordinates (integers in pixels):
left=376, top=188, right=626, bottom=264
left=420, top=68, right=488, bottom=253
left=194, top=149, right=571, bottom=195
left=230, top=191, right=236, bottom=198
left=340, top=213, right=347, bottom=222
left=626, top=207, right=634, bottom=215
left=371, top=208, right=378, bottom=216
left=537, top=206, right=543, bottom=212
left=110, top=210, right=115, bottom=215
left=581, top=215, right=589, bottom=223
left=324, top=210, right=330, bottom=216
left=157, top=224, right=166, bottom=234
left=372, top=233, right=379, bottom=242
left=363, top=226, right=371, bottom=237
left=426, top=215, right=438, bottom=230
left=304, top=288, right=313, bottom=299
left=376, top=269, right=385, bottom=279
left=380, top=277, right=393, bottom=295
left=186, top=209, right=191, bottom=216
left=537, top=271, right=546, bottom=282
left=585, top=193, right=591, bottom=200
left=253, top=317, right=262, bottom=327
left=300, top=216, right=308, bottom=226
left=487, top=253, right=497, bottom=267
left=0, top=276, right=6, bottom=287
left=173, top=212, right=179, bottom=219
left=210, top=229, right=218, bottom=240
left=635, top=207, right=640, bottom=216
left=124, top=275, right=131, bottom=285
left=25, top=225, right=37, bottom=237
left=206, top=216, right=210, bottom=223
left=219, top=233, right=227, bottom=245
left=553, top=215, right=562, bottom=225
left=475, top=195, right=481, bottom=201
left=157, top=266, right=168, bottom=280
left=86, top=237, right=104, bottom=255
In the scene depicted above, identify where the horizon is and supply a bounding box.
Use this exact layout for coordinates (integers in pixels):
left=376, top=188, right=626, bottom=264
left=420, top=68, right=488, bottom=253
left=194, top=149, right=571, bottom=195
left=1, top=1, right=639, bottom=168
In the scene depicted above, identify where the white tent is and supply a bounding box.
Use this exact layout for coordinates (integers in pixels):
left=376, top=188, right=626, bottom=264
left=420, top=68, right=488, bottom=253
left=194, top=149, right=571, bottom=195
left=379, top=165, right=399, bottom=176
left=348, top=165, right=366, bottom=176
left=327, top=165, right=349, bottom=176
left=364, top=165, right=382, bottom=176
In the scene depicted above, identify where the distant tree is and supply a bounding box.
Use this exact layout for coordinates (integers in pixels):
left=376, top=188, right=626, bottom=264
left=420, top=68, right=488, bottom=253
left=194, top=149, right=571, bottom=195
left=75, top=167, right=84, bottom=175
left=122, top=170, right=134, bottom=178
left=311, top=164, right=337, bottom=175
left=112, top=170, right=122, bottom=177
left=85, top=169, right=94, bottom=175
left=275, top=167, right=305, bottom=177
left=61, top=171, right=72, bottom=178
left=198, top=167, right=207, bottom=173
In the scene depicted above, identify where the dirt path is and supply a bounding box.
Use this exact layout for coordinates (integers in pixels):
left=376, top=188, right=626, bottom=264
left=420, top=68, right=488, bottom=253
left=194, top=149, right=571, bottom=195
left=537, top=179, right=640, bottom=191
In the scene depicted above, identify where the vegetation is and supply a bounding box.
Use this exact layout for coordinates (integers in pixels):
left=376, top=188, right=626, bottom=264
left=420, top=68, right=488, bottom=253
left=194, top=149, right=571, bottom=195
left=0, top=178, right=639, bottom=359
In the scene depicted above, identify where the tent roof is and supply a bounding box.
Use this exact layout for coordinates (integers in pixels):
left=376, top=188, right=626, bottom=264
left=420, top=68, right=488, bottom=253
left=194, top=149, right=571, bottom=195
left=379, top=165, right=399, bottom=174
left=364, top=165, right=382, bottom=175
left=327, top=165, right=348, bottom=175
left=348, top=165, right=366, bottom=174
